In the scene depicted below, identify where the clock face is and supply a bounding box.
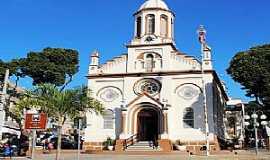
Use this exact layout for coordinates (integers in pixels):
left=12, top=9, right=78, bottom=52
left=134, top=78, right=161, bottom=96
left=99, top=88, right=120, bottom=102
left=177, top=85, right=200, bottom=100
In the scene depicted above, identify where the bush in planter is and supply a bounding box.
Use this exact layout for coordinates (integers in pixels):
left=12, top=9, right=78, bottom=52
left=175, top=140, right=186, bottom=151
left=173, top=140, right=181, bottom=150
left=103, top=137, right=115, bottom=150
left=175, top=140, right=181, bottom=145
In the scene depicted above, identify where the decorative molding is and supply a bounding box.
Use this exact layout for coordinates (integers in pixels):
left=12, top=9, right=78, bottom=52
left=172, top=77, right=201, bottom=80
left=87, top=70, right=228, bottom=101
left=95, top=80, right=124, bottom=83
left=126, top=42, right=177, bottom=51
left=134, top=8, right=175, bottom=17
left=127, top=92, right=163, bottom=107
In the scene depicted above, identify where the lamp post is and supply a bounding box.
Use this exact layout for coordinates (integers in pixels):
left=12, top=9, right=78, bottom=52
left=244, top=111, right=268, bottom=155
left=76, top=112, right=85, bottom=160
left=197, top=25, right=210, bottom=156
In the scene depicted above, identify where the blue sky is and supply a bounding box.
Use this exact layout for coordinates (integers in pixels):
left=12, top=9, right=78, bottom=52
left=0, top=0, right=269, bottom=102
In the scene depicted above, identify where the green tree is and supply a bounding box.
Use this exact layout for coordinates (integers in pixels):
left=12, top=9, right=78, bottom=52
left=1, top=47, right=81, bottom=158
left=30, top=84, right=103, bottom=160
left=21, top=47, right=79, bottom=88
left=227, top=44, right=270, bottom=106
left=0, top=59, right=25, bottom=83
left=1, top=47, right=79, bottom=89
left=0, top=59, right=7, bottom=82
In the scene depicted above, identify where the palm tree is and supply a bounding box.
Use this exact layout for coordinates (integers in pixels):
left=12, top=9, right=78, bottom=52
left=9, top=92, right=39, bottom=156
left=31, top=84, right=103, bottom=160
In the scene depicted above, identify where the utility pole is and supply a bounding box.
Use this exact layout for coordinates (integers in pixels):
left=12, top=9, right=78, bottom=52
left=77, top=118, right=81, bottom=160
left=197, top=26, right=210, bottom=156
left=0, top=69, right=9, bottom=140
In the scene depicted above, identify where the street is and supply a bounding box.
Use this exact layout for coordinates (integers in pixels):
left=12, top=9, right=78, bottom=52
left=2, top=150, right=270, bottom=160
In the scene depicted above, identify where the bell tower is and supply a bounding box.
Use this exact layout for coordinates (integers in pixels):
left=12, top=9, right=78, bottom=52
left=127, top=0, right=177, bottom=73
left=131, top=0, right=175, bottom=45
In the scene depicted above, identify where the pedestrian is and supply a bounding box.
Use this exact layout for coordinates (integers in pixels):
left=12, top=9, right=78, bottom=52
left=45, top=139, right=49, bottom=150
left=43, top=139, right=49, bottom=154
left=3, top=143, right=13, bottom=160
left=48, top=142, right=54, bottom=152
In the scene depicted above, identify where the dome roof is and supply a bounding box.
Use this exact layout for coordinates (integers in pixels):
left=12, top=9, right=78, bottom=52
left=139, top=0, right=169, bottom=11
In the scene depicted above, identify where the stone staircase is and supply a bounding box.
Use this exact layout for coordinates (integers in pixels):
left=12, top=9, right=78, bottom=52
left=125, top=141, right=161, bottom=152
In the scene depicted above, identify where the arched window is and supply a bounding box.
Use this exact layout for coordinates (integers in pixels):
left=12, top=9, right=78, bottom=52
left=136, top=17, right=142, bottom=38
left=103, top=110, right=114, bottom=129
left=160, top=15, right=168, bottom=37
left=183, top=108, right=194, bottom=128
left=146, top=14, right=155, bottom=34
left=145, top=54, right=154, bottom=72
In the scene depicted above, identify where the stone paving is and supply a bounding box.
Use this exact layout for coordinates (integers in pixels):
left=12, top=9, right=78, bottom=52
left=2, top=150, right=270, bottom=160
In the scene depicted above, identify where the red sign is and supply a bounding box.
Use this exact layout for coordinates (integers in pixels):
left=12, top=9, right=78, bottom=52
left=25, top=113, right=47, bottom=130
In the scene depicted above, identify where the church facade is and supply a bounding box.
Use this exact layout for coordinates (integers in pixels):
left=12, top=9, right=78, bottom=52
left=84, top=0, right=228, bottom=152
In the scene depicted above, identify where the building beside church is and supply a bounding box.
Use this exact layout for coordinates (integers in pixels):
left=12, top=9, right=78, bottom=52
left=84, top=0, right=228, bottom=152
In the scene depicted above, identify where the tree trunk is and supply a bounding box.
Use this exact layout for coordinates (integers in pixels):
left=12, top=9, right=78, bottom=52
left=55, top=122, right=63, bottom=160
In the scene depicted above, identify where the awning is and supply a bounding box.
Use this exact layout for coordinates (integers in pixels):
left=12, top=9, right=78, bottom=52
left=1, top=127, right=21, bottom=136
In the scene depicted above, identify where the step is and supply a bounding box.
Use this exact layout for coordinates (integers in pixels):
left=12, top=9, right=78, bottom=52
left=126, top=148, right=161, bottom=151
left=127, top=146, right=160, bottom=149
left=125, top=141, right=161, bottom=152
left=130, top=143, right=153, bottom=147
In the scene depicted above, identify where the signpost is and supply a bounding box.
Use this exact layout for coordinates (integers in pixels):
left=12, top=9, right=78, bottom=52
left=25, top=113, right=47, bottom=159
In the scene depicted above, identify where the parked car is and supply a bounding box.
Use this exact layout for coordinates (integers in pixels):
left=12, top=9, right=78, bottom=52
left=50, top=137, right=76, bottom=149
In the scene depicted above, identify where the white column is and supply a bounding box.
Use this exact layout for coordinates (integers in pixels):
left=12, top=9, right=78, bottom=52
left=167, top=15, right=172, bottom=39
left=155, top=13, right=160, bottom=37
left=134, top=16, right=137, bottom=38
left=161, top=109, right=169, bottom=139
left=141, top=13, right=146, bottom=36
left=119, top=110, right=128, bottom=139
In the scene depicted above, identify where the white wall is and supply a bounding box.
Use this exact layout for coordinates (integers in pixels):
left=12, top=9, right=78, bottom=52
left=85, top=72, right=223, bottom=143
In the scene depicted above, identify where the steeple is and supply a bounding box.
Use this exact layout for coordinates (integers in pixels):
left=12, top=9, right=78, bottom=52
left=89, top=50, right=100, bottom=74
left=131, top=0, right=175, bottom=45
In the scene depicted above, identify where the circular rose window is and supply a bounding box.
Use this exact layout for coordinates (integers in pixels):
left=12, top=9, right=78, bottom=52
left=99, top=88, right=120, bottom=102
left=134, top=78, right=161, bottom=96
left=177, top=85, right=200, bottom=100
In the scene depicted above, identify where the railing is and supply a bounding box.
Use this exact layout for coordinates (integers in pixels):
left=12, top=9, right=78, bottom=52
left=123, top=133, right=140, bottom=150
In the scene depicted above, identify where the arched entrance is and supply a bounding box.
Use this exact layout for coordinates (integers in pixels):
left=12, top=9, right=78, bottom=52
left=137, top=108, right=159, bottom=141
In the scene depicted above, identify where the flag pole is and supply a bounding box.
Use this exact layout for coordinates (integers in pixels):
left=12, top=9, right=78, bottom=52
left=197, top=25, right=210, bottom=156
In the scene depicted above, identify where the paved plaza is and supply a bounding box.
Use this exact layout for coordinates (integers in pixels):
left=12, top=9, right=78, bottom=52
left=2, top=150, right=270, bottom=160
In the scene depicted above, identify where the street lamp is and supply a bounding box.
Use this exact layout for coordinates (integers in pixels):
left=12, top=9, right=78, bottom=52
left=244, top=111, right=268, bottom=155
left=197, top=25, right=210, bottom=156
left=76, top=111, right=85, bottom=160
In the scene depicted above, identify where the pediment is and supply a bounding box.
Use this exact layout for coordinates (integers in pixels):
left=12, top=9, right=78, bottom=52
left=127, top=92, right=163, bottom=108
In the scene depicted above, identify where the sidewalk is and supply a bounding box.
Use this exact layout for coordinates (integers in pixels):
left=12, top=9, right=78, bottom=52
left=3, top=150, right=270, bottom=160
